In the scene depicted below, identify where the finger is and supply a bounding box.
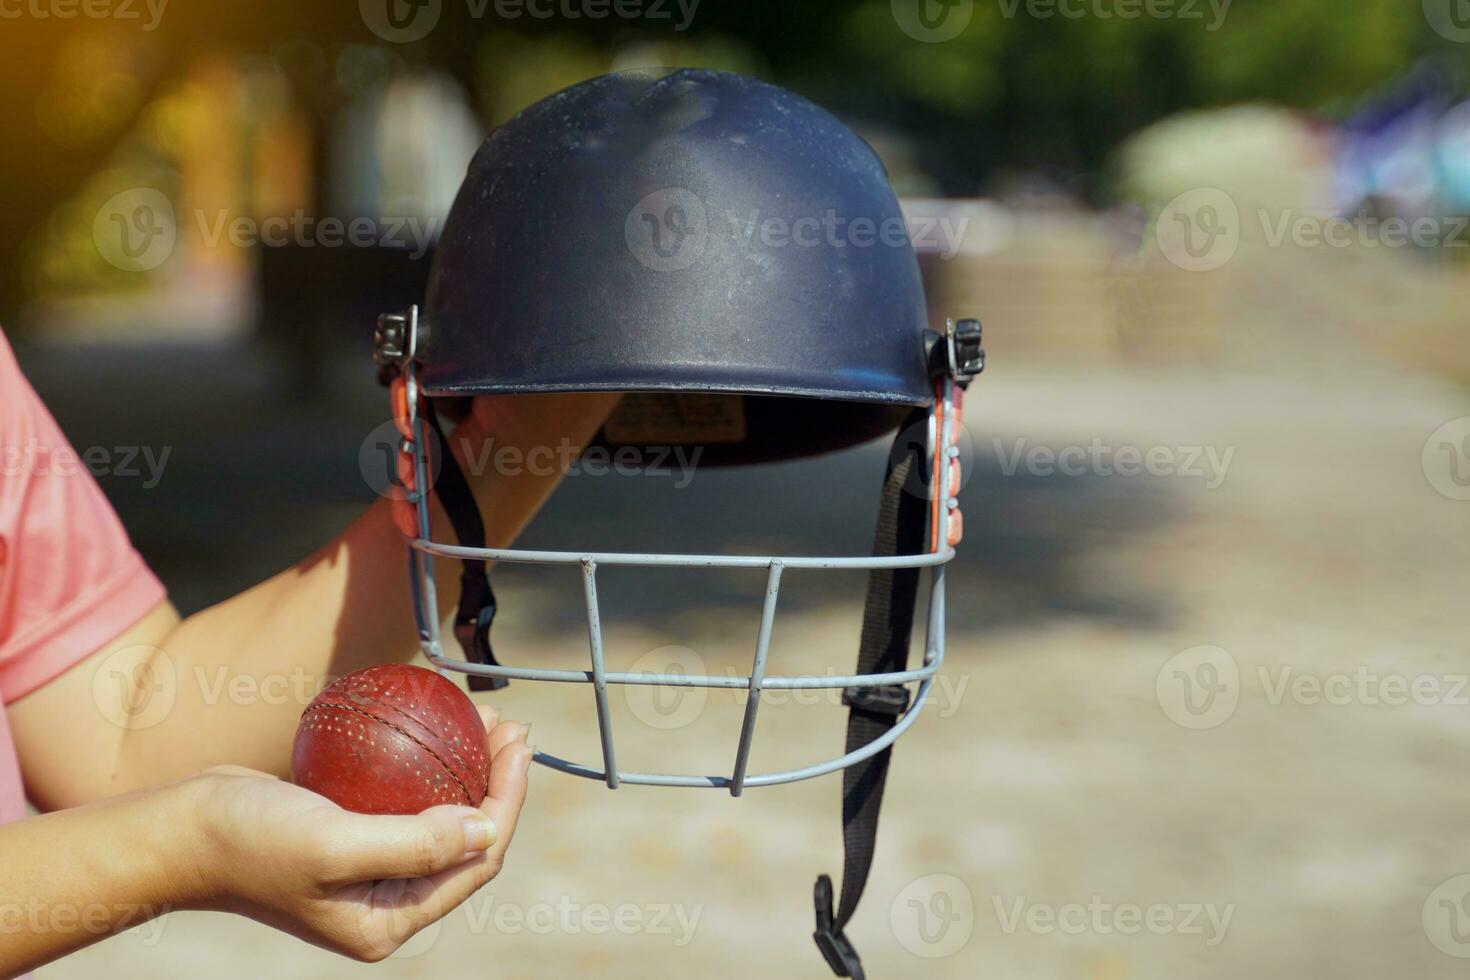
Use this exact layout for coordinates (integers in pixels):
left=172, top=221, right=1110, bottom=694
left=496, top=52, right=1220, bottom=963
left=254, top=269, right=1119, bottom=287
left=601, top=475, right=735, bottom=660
left=375, top=743, right=532, bottom=939
left=321, top=804, right=498, bottom=883
left=474, top=703, right=501, bottom=734
left=485, top=719, right=528, bottom=761
left=480, top=741, right=532, bottom=860
left=369, top=844, right=496, bottom=944
left=947, top=459, right=961, bottom=497
left=947, top=508, right=964, bottom=547
left=950, top=388, right=964, bottom=433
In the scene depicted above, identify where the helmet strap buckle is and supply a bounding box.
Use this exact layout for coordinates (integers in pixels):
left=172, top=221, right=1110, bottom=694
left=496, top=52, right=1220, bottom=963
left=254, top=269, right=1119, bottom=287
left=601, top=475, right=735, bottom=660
left=943, top=317, right=984, bottom=387
left=812, top=875, right=865, bottom=979
left=374, top=305, right=427, bottom=385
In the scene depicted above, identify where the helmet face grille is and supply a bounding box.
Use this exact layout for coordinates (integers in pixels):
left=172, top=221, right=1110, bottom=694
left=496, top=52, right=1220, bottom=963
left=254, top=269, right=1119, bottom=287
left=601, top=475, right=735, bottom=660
left=422, top=69, right=932, bottom=465
left=395, top=356, right=960, bottom=791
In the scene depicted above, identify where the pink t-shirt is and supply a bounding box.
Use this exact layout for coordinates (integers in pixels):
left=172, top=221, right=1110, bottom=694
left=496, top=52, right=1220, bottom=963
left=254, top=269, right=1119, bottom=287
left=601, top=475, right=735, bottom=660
left=0, top=329, right=166, bottom=825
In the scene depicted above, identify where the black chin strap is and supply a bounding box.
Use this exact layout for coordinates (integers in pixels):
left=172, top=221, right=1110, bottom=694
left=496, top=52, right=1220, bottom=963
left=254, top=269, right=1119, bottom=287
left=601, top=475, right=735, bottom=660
left=813, top=409, right=931, bottom=979
left=422, top=400, right=508, bottom=692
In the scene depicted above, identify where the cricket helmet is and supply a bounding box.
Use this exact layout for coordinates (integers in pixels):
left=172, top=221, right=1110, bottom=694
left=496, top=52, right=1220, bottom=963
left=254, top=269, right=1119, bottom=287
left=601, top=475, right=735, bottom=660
left=372, top=68, right=982, bottom=979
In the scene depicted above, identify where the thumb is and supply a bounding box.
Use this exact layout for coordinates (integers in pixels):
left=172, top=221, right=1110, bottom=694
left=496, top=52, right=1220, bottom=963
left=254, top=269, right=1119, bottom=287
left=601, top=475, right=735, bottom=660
left=323, top=805, right=498, bottom=883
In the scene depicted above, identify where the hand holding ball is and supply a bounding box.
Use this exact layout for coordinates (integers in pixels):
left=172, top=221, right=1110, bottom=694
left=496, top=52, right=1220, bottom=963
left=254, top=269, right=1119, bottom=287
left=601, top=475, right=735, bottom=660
left=292, top=664, right=490, bottom=814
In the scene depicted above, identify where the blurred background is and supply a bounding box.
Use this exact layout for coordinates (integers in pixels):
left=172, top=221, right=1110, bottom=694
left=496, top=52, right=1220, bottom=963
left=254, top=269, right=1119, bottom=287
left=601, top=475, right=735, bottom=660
left=8, top=0, right=1470, bottom=977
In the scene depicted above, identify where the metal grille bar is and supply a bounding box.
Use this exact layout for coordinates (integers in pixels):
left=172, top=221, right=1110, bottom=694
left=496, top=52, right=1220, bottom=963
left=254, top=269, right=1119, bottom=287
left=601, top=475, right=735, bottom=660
left=579, top=559, right=618, bottom=788
left=423, top=660, right=938, bottom=689
left=729, top=561, right=783, bottom=797
left=414, top=540, right=954, bottom=570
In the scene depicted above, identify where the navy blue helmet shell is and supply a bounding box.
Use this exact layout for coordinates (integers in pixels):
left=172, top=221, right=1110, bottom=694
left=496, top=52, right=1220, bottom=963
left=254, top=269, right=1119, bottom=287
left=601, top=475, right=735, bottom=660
left=421, top=68, right=932, bottom=464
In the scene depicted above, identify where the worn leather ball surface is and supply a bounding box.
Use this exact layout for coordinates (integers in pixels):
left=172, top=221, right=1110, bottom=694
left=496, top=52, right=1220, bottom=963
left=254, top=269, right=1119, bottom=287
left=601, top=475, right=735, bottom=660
left=292, top=664, right=489, bottom=814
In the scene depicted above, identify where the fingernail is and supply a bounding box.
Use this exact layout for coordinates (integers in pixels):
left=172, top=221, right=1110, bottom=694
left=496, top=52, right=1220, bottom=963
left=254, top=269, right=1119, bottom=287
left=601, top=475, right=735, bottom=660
left=463, top=815, right=497, bottom=853
left=518, top=723, right=532, bottom=743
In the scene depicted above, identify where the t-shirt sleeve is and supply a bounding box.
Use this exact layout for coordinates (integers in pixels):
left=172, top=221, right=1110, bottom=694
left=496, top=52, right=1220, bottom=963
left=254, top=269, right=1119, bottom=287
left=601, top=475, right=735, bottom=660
left=0, top=330, right=166, bottom=703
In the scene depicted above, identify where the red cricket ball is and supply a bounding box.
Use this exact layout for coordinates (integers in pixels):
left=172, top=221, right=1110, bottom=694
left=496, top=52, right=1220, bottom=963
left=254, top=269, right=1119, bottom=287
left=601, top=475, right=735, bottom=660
left=291, top=664, right=489, bottom=815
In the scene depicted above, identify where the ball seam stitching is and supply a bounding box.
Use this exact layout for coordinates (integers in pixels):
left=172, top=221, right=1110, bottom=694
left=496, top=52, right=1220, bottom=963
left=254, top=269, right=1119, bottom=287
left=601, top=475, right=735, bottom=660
left=300, top=702, right=476, bottom=805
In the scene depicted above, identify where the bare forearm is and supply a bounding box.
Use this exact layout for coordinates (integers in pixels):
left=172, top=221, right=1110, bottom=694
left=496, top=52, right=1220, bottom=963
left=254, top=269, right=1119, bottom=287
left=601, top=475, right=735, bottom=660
left=1, top=738, right=532, bottom=973
left=0, top=780, right=205, bottom=977
left=13, top=393, right=618, bottom=808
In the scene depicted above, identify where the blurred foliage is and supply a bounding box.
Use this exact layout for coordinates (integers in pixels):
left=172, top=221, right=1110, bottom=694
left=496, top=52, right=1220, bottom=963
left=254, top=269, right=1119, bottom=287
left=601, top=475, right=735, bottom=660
left=6, top=0, right=1469, bottom=312
left=317, top=0, right=1456, bottom=197
left=627, top=0, right=1453, bottom=196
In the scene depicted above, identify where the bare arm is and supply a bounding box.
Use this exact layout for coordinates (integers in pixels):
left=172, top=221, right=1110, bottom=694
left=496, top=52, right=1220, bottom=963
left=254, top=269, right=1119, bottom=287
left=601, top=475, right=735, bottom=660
left=10, top=392, right=619, bottom=810
left=0, top=708, right=530, bottom=978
